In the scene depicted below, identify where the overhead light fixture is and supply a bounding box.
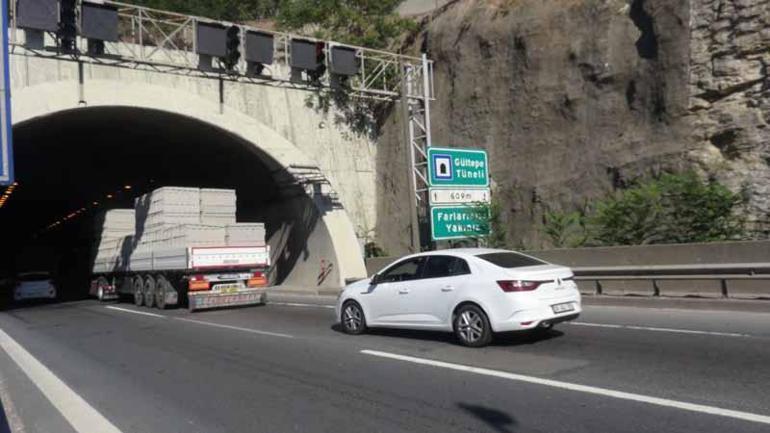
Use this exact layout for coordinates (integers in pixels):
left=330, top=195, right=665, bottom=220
left=196, top=21, right=227, bottom=72
left=329, top=45, right=359, bottom=89
left=290, top=39, right=327, bottom=83
left=16, top=0, right=58, bottom=49
left=81, top=2, right=120, bottom=56
left=245, top=30, right=273, bottom=76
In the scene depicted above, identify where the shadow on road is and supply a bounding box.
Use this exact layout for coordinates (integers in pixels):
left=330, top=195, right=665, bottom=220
left=0, top=397, right=13, bottom=433
left=457, top=402, right=518, bottom=433
left=492, top=329, right=565, bottom=346
left=330, top=324, right=564, bottom=347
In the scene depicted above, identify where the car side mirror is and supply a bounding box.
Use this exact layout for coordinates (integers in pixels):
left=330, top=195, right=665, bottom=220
left=371, top=273, right=382, bottom=285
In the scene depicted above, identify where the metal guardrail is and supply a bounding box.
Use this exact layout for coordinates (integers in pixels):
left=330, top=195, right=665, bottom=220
left=8, top=0, right=433, bottom=101
left=572, top=263, right=770, bottom=298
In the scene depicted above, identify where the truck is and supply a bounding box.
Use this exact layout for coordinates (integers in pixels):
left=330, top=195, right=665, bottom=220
left=89, top=187, right=270, bottom=311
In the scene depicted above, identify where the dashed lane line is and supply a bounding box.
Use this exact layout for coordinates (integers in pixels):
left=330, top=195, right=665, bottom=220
left=569, top=321, right=749, bottom=337
left=104, top=306, right=166, bottom=319
left=175, top=318, right=294, bottom=338
left=269, top=302, right=335, bottom=309
left=361, top=349, right=770, bottom=426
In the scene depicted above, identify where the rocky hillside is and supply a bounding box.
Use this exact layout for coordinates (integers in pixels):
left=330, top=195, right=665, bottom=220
left=375, top=0, right=770, bottom=254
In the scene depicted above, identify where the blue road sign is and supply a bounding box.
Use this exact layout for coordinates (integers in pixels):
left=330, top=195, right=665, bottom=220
left=0, top=0, right=13, bottom=186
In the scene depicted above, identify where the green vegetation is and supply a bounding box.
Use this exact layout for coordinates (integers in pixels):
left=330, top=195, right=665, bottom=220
left=543, top=172, right=747, bottom=248
left=542, top=209, right=588, bottom=249
left=480, top=196, right=507, bottom=248
left=126, top=0, right=413, bottom=49
left=277, top=0, right=414, bottom=49
left=127, top=1, right=281, bottom=21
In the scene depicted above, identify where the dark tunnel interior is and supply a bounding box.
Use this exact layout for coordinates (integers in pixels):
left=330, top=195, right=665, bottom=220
left=0, top=106, right=306, bottom=300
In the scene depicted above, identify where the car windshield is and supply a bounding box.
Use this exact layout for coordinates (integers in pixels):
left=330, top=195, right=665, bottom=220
left=476, top=252, right=546, bottom=268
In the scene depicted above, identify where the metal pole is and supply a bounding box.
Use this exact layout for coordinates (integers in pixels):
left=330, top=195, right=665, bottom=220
left=720, top=279, right=729, bottom=298
left=402, top=64, right=420, bottom=253
left=421, top=53, right=433, bottom=251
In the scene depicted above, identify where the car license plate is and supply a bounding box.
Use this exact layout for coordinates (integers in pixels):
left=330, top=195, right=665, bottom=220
left=552, top=302, right=575, bottom=314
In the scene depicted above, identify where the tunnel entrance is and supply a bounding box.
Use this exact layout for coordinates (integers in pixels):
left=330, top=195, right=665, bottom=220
left=0, top=106, right=344, bottom=301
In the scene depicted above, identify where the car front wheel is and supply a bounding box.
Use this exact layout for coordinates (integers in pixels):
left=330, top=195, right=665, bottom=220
left=453, top=304, right=493, bottom=347
left=341, top=301, right=367, bottom=335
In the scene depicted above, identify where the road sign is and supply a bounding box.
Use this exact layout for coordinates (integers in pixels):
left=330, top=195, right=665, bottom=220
left=428, top=147, right=488, bottom=187
left=0, top=1, right=14, bottom=186
left=431, top=206, right=490, bottom=241
left=429, top=188, right=490, bottom=206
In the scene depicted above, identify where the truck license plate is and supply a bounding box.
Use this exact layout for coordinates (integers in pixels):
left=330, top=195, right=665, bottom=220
left=214, top=283, right=243, bottom=293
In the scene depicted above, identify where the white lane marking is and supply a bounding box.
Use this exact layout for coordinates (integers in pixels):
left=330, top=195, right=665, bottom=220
left=0, top=371, right=25, bottom=433
left=0, top=328, right=123, bottom=433
left=175, top=318, right=294, bottom=338
left=270, top=302, right=335, bottom=309
left=361, top=350, right=770, bottom=426
left=104, top=306, right=166, bottom=319
left=569, top=322, right=749, bottom=337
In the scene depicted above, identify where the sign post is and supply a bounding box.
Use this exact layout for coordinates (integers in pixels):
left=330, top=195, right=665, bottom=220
left=0, top=0, right=14, bottom=186
left=427, top=147, right=490, bottom=241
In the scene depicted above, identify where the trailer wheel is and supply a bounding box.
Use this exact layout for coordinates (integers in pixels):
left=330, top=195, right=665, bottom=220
left=143, top=275, right=156, bottom=308
left=155, top=276, right=177, bottom=310
left=133, top=277, right=144, bottom=306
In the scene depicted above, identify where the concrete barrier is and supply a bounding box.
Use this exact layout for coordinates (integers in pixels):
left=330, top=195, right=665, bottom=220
left=364, top=241, right=770, bottom=299
left=529, top=242, right=770, bottom=299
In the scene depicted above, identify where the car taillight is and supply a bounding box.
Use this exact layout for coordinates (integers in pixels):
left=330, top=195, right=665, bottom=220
left=497, top=280, right=542, bottom=292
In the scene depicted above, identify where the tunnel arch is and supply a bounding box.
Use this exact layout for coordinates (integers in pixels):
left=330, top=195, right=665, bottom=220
left=7, top=80, right=367, bottom=290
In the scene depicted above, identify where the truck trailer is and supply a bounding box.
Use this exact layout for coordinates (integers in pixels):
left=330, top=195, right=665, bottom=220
left=89, top=187, right=270, bottom=311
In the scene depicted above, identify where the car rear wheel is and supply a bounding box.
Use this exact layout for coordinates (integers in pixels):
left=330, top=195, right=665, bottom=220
left=96, top=277, right=109, bottom=302
left=453, top=304, right=493, bottom=348
left=341, top=301, right=367, bottom=335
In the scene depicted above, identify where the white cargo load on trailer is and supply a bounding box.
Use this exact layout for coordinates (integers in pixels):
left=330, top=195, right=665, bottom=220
left=128, top=246, right=269, bottom=272
left=90, top=187, right=270, bottom=311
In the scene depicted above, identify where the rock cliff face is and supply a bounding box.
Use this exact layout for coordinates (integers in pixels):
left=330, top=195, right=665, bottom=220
left=375, top=0, right=770, bottom=254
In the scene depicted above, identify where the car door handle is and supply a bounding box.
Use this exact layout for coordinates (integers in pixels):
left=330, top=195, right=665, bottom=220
left=441, top=286, right=454, bottom=292
left=398, top=288, right=410, bottom=295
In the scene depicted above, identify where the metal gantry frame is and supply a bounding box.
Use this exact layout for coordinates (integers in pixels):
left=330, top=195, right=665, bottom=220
left=8, top=0, right=436, bottom=247
left=7, top=0, right=434, bottom=102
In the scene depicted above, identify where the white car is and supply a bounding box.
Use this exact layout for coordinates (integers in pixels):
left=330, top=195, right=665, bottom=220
left=336, top=248, right=581, bottom=347
left=14, top=272, right=57, bottom=301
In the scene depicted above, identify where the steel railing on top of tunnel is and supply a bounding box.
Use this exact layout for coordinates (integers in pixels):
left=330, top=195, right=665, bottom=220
left=8, top=0, right=434, bottom=102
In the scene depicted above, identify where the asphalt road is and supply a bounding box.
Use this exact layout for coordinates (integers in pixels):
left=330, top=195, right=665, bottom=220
left=0, top=299, right=769, bottom=433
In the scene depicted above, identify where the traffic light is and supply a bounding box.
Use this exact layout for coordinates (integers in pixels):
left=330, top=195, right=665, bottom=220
left=59, top=0, right=78, bottom=53
left=224, top=25, right=241, bottom=72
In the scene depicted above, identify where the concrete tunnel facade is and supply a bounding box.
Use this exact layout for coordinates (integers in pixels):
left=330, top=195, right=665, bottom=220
left=7, top=54, right=375, bottom=290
